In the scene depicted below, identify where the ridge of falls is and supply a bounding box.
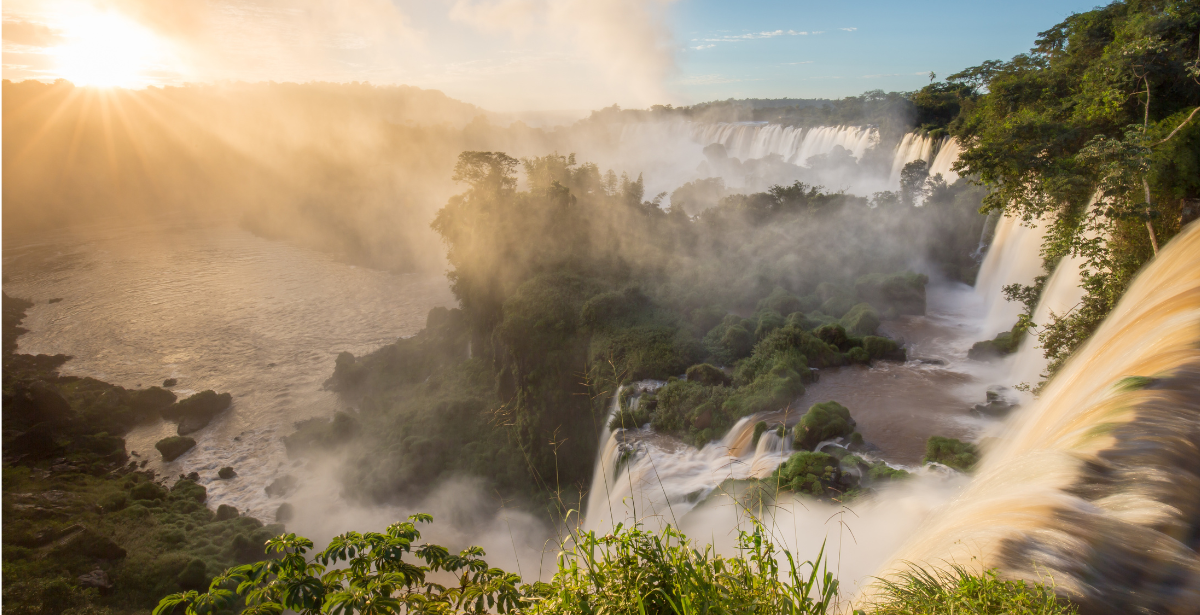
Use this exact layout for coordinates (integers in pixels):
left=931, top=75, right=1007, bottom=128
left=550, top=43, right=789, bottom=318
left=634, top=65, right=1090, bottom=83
left=686, top=122, right=958, bottom=189
left=876, top=221, right=1200, bottom=612
left=974, top=214, right=1050, bottom=338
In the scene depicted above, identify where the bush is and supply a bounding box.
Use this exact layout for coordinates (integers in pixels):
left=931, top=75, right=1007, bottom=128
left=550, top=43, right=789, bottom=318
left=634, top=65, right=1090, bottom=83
left=215, top=504, right=239, bottom=521
left=840, top=302, right=881, bottom=337
left=130, top=481, right=167, bottom=501
left=923, top=436, right=979, bottom=471
left=100, top=492, right=128, bottom=512
left=155, top=436, right=195, bottom=462
left=686, top=363, right=730, bottom=386
left=176, top=558, right=208, bottom=591
left=794, top=401, right=856, bottom=451
left=862, top=336, right=905, bottom=361
left=752, top=420, right=769, bottom=447
left=871, top=566, right=1076, bottom=614
left=813, top=324, right=849, bottom=351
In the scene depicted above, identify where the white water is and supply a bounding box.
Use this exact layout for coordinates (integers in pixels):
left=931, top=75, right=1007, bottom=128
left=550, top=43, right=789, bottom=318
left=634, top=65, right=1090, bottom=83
left=974, top=215, right=1050, bottom=338
left=691, top=123, right=879, bottom=166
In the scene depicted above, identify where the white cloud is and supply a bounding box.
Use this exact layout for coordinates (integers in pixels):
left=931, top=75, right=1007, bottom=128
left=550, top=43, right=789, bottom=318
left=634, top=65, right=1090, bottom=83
left=840, top=27, right=857, bottom=32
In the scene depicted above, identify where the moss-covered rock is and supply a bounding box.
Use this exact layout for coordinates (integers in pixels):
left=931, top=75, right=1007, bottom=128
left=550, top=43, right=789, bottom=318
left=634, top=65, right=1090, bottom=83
left=773, top=451, right=844, bottom=497
left=130, top=481, right=167, bottom=501
left=162, top=391, right=232, bottom=435
left=131, top=386, right=177, bottom=416
left=862, top=336, right=906, bottom=361
left=218, top=466, right=236, bottom=479
left=813, top=323, right=849, bottom=351
left=923, top=436, right=980, bottom=471
left=968, top=327, right=1023, bottom=361
left=215, top=504, right=239, bottom=521
left=155, top=436, right=196, bottom=462
left=751, top=420, right=769, bottom=447
left=794, top=401, right=856, bottom=451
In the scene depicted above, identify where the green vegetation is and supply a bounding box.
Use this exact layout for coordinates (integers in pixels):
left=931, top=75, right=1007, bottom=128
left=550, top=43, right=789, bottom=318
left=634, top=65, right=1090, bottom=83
left=3, top=293, right=259, bottom=615
left=968, top=320, right=1029, bottom=361
left=922, top=0, right=1200, bottom=387
left=870, top=567, right=1076, bottom=615
left=923, top=436, right=981, bottom=471
left=794, top=402, right=857, bottom=451
left=156, top=515, right=1070, bottom=615
left=299, top=147, right=976, bottom=503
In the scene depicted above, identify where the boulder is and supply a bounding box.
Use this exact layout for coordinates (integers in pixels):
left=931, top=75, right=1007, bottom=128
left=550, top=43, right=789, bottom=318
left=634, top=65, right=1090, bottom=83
left=155, top=436, right=196, bottom=462
left=972, top=386, right=1018, bottom=418
left=162, top=378, right=178, bottom=387
left=218, top=466, right=237, bottom=479
left=215, top=504, right=239, bottom=521
left=794, top=401, right=856, bottom=451
left=923, top=436, right=980, bottom=471
left=131, top=387, right=177, bottom=417
left=78, top=569, right=112, bottom=589
left=275, top=503, right=294, bottom=523
left=162, top=391, right=232, bottom=435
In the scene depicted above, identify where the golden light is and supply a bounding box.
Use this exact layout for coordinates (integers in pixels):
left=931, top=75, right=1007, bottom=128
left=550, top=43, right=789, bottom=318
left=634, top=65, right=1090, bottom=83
left=52, top=7, right=165, bottom=88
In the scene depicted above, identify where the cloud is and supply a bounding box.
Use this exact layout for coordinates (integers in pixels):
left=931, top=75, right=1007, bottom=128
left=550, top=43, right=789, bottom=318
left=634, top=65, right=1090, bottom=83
left=840, top=27, right=857, bottom=32
left=860, top=71, right=930, bottom=78
left=448, top=0, right=679, bottom=106
left=698, top=29, right=809, bottom=44
left=2, top=18, right=65, bottom=47
left=692, top=44, right=715, bottom=50
left=675, top=73, right=742, bottom=85
left=784, top=61, right=814, bottom=65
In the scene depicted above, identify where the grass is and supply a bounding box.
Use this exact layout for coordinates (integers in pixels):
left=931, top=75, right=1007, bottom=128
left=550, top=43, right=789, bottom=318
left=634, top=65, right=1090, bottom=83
left=869, top=566, right=1076, bottom=615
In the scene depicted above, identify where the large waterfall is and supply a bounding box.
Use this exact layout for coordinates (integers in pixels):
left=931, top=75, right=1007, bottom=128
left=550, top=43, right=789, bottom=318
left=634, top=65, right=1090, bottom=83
left=878, top=221, right=1200, bottom=612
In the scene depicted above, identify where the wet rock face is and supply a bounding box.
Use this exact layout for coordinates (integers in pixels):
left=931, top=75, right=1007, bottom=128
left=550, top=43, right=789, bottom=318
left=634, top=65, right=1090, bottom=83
left=78, top=569, right=112, bottom=589
left=265, top=475, right=298, bottom=498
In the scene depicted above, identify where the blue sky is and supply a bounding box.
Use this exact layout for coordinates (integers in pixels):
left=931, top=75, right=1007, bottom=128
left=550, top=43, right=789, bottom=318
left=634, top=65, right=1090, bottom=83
left=669, top=0, right=1103, bottom=101
left=2, top=0, right=1106, bottom=111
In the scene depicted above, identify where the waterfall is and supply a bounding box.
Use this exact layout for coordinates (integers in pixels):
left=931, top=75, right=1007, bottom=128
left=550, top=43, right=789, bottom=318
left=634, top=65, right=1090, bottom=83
left=691, top=122, right=878, bottom=166
left=583, top=411, right=795, bottom=533
left=927, top=137, right=961, bottom=183
left=886, top=133, right=936, bottom=185
left=874, top=222, right=1200, bottom=612
left=974, top=215, right=1050, bottom=338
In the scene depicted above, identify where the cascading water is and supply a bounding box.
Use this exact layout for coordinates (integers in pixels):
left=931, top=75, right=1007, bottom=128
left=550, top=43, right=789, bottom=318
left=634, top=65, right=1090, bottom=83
left=874, top=221, right=1200, bottom=613
left=584, top=408, right=796, bottom=534
left=927, top=137, right=961, bottom=183
left=887, top=133, right=936, bottom=185
left=691, top=123, right=878, bottom=165
left=974, top=215, right=1050, bottom=338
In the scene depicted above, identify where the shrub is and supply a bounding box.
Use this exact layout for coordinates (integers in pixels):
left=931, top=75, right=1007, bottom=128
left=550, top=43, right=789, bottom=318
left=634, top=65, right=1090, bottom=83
left=794, top=402, right=856, bottom=451
left=154, top=436, right=195, bottom=462
left=100, top=492, right=128, bottom=512
left=686, top=363, right=731, bottom=386
left=215, top=504, right=239, bottom=521
left=130, top=481, right=167, bottom=501
left=813, top=324, right=849, bottom=351
left=862, top=336, right=904, bottom=361
left=846, top=347, right=870, bottom=364
left=752, top=420, right=769, bottom=447
left=923, top=436, right=980, bottom=471
left=754, top=310, right=786, bottom=340
left=176, top=558, right=208, bottom=591
left=840, top=302, right=881, bottom=337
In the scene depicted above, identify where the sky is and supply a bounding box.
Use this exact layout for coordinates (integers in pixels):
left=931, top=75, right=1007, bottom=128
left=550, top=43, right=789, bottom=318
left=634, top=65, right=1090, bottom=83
left=2, top=0, right=1103, bottom=112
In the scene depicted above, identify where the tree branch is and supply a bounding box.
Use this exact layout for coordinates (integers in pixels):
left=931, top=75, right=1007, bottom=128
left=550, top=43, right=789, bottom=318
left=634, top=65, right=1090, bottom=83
left=1155, top=106, right=1200, bottom=145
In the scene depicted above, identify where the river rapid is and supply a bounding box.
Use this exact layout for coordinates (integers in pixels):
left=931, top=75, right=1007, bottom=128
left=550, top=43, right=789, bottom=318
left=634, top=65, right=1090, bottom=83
left=3, top=219, right=454, bottom=520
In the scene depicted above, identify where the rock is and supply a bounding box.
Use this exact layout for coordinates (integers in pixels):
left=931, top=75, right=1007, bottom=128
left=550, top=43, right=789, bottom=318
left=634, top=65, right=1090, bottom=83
left=794, top=401, right=856, bottom=451
left=215, top=504, right=239, bottom=521
left=971, top=386, right=1018, bottom=418
left=78, top=569, right=112, bottom=589
left=131, top=386, right=177, bottom=417
left=184, top=471, right=200, bottom=482
left=218, top=466, right=236, bottom=479
left=155, top=436, right=196, bottom=462
left=275, top=503, right=294, bottom=523
left=265, top=475, right=297, bottom=498
left=48, top=298, right=63, bottom=304
left=163, top=390, right=232, bottom=435
left=162, top=378, right=178, bottom=387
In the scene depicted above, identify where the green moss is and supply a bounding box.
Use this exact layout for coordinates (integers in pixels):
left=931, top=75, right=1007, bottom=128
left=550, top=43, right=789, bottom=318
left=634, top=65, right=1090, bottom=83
left=751, top=421, right=769, bottom=447
left=774, top=451, right=841, bottom=497
left=154, top=436, right=195, bottom=462
left=923, top=436, right=980, bottom=471
left=794, top=401, right=856, bottom=450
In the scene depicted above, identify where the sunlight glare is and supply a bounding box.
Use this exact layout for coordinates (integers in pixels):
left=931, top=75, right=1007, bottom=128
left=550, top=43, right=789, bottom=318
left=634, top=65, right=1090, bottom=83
left=53, top=8, right=164, bottom=88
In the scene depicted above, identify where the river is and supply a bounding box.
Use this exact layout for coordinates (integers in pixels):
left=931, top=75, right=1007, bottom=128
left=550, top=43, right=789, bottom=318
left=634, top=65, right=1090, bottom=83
left=2, top=219, right=454, bottom=520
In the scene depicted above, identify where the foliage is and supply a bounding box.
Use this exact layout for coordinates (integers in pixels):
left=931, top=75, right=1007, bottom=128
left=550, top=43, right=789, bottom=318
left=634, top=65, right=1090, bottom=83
left=923, top=436, right=980, bottom=471
left=944, top=0, right=1200, bottom=385
left=869, top=566, right=1076, bottom=615
left=156, top=516, right=842, bottom=615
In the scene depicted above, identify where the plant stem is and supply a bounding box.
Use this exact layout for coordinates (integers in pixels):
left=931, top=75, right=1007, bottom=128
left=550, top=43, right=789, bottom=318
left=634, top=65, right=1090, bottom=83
left=1143, top=177, right=1159, bottom=255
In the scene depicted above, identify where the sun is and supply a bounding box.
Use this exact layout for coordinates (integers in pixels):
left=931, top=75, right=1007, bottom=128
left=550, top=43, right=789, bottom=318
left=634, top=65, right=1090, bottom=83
left=52, top=7, right=165, bottom=88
